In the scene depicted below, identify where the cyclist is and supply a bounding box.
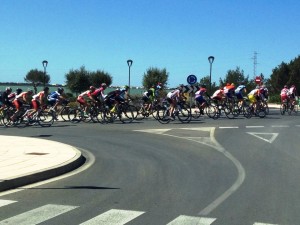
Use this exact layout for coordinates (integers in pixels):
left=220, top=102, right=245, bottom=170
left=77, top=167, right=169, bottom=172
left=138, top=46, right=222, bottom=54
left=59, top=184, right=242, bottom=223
left=11, top=89, right=34, bottom=121
left=235, top=82, right=247, bottom=107
left=29, top=87, right=50, bottom=118
left=109, top=85, right=131, bottom=113
left=91, top=83, right=107, bottom=102
left=280, top=85, right=290, bottom=104
left=166, top=85, right=185, bottom=119
left=224, top=83, right=235, bottom=101
left=212, top=86, right=225, bottom=104
left=194, top=85, right=208, bottom=115
left=47, top=87, right=66, bottom=111
left=259, top=85, right=269, bottom=101
left=8, top=88, right=23, bottom=102
left=247, top=86, right=261, bottom=111
left=0, top=87, right=13, bottom=109
left=142, top=83, right=161, bottom=111
left=77, top=86, right=97, bottom=116
left=289, top=85, right=297, bottom=107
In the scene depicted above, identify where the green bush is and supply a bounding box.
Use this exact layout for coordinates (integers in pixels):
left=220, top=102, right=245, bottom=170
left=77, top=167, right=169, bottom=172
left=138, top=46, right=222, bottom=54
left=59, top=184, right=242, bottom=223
left=268, top=94, right=280, bottom=103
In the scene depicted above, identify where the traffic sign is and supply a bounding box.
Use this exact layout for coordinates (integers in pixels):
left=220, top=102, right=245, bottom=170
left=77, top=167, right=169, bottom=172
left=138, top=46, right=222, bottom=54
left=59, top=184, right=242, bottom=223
left=255, top=76, right=262, bottom=84
left=187, top=74, right=197, bottom=85
left=183, top=85, right=199, bottom=94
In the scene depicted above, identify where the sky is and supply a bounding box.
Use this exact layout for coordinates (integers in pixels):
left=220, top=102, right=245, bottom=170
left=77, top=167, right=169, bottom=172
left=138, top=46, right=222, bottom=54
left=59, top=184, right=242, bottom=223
left=1, top=0, right=300, bottom=88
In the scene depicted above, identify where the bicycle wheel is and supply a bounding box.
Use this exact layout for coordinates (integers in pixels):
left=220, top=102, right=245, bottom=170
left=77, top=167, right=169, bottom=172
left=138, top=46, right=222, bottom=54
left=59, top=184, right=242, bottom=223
left=37, top=110, right=54, bottom=127
left=205, top=104, right=217, bottom=119
left=280, top=104, right=286, bottom=115
left=156, top=107, right=171, bottom=124
left=60, top=106, right=70, bottom=121
left=135, top=105, right=146, bottom=121
left=68, top=107, right=84, bottom=123
left=224, top=105, right=235, bottom=119
left=119, top=105, right=134, bottom=123
left=2, top=108, right=16, bottom=127
left=177, top=104, right=192, bottom=123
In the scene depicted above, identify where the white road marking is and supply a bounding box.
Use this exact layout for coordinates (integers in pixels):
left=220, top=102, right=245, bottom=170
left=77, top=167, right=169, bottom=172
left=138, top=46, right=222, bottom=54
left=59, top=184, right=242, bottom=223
left=80, top=209, right=144, bottom=225
left=133, top=128, right=171, bottom=134
left=0, top=199, right=17, bottom=207
left=271, top=125, right=289, bottom=128
left=0, top=204, right=78, bottom=225
left=167, top=215, right=216, bottom=225
left=246, top=126, right=265, bottom=128
left=134, top=127, right=246, bottom=216
left=219, top=126, right=239, bottom=129
left=253, top=223, right=278, bottom=225
left=247, top=132, right=279, bottom=143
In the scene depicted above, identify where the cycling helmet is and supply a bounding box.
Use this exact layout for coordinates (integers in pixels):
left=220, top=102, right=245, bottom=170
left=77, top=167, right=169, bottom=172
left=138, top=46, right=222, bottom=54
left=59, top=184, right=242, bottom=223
left=284, top=85, right=288, bottom=88
left=58, top=87, right=64, bottom=93
left=6, top=87, right=12, bottom=92
left=124, top=85, right=130, bottom=90
left=16, top=88, right=22, bottom=95
left=90, top=86, right=95, bottom=91
left=27, top=88, right=33, bottom=93
left=101, top=83, right=107, bottom=87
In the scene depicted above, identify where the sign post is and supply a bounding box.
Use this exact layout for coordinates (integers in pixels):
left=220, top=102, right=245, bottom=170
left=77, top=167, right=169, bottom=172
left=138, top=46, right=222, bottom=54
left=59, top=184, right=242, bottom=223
left=186, top=75, right=198, bottom=107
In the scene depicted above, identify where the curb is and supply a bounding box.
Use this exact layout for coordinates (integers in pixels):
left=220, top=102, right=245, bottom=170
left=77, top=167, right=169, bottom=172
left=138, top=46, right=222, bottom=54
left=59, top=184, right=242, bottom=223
left=0, top=148, right=85, bottom=192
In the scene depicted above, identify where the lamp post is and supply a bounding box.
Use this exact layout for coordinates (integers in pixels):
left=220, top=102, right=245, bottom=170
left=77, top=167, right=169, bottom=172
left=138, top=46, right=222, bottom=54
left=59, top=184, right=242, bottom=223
left=208, top=56, right=214, bottom=91
left=42, top=60, right=48, bottom=87
left=127, top=59, right=133, bottom=93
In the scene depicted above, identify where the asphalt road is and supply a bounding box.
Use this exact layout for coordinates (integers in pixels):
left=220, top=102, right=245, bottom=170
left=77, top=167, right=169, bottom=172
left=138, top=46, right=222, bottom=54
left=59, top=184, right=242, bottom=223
left=1, top=109, right=300, bottom=225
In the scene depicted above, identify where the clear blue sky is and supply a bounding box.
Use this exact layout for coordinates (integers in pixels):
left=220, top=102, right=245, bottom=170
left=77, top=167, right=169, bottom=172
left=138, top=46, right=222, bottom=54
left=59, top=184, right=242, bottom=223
left=1, top=0, right=299, bottom=87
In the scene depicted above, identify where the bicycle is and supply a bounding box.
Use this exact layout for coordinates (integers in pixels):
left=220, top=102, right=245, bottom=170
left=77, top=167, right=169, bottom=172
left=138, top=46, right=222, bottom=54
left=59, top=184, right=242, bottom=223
left=136, top=99, right=162, bottom=121
left=280, top=99, right=294, bottom=115
left=104, top=101, right=135, bottom=123
left=156, top=100, right=192, bottom=124
left=213, top=97, right=240, bottom=119
left=49, top=99, right=71, bottom=121
left=192, top=97, right=217, bottom=119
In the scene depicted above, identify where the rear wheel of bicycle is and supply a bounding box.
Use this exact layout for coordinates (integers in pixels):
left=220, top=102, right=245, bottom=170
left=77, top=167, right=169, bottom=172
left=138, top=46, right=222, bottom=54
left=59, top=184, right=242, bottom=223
left=280, top=104, right=286, bottom=115
left=68, top=108, right=84, bottom=123
left=37, top=110, right=54, bottom=127
left=60, top=106, right=70, bottom=121
left=224, top=105, right=235, bottom=119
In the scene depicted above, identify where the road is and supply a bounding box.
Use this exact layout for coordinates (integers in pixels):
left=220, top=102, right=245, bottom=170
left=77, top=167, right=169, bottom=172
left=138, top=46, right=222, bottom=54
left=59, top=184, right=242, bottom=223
left=0, top=109, right=300, bottom=225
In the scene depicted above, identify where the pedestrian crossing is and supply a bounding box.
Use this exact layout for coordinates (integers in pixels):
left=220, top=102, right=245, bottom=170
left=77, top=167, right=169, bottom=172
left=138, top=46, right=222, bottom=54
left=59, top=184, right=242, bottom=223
left=0, top=199, right=281, bottom=225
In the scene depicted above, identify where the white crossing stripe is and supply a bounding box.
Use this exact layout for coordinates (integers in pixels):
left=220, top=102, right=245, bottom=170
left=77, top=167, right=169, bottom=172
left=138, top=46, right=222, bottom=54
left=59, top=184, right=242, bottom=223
left=0, top=199, right=17, bottom=208
left=0, top=204, right=78, bottom=225
left=253, top=223, right=278, bottom=225
left=167, top=215, right=216, bottom=225
left=80, top=209, right=145, bottom=225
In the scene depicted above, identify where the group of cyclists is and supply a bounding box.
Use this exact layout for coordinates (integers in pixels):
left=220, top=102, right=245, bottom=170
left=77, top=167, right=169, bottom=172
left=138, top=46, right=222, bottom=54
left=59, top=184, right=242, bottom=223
left=0, top=83, right=135, bottom=123
left=0, top=81, right=298, bottom=125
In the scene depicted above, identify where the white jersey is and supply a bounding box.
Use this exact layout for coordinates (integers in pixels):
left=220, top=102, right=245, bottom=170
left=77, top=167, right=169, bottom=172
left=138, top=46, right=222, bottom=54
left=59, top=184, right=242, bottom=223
left=167, top=89, right=180, bottom=99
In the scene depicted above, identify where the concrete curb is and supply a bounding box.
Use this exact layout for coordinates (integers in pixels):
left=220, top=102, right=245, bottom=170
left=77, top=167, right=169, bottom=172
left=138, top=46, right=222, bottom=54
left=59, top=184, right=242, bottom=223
left=0, top=147, right=85, bottom=192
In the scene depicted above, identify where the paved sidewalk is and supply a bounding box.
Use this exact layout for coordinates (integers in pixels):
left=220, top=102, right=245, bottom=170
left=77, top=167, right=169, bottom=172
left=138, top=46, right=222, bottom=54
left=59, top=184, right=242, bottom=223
left=0, top=135, right=84, bottom=192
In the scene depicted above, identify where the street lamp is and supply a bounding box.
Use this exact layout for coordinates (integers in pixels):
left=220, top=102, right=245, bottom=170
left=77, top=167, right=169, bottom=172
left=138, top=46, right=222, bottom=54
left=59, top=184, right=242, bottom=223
left=127, top=59, right=133, bottom=93
left=208, top=56, right=215, bottom=91
left=42, top=60, right=48, bottom=87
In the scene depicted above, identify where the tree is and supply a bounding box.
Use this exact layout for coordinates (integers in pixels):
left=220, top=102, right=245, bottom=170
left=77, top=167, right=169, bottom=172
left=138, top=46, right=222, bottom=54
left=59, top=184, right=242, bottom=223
left=90, top=70, right=113, bottom=87
left=24, top=69, right=50, bottom=93
left=65, top=66, right=91, bottom=94
left=142, top=67, right=169, bottom=89
left=268, top=55, right=300, bottom=94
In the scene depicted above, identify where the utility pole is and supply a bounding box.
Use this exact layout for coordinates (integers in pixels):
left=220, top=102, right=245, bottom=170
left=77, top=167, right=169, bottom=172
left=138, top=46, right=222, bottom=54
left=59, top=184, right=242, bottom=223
left=252, top=51, right=258, bottom=78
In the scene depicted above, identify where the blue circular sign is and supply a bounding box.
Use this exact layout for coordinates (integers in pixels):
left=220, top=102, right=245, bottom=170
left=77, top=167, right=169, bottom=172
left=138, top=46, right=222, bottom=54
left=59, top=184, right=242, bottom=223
left=187, top=74, right=197, bottom=85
